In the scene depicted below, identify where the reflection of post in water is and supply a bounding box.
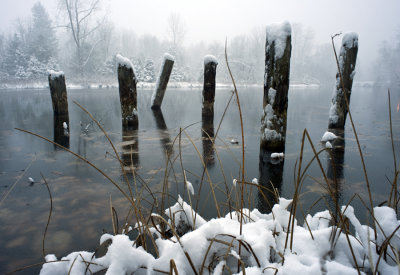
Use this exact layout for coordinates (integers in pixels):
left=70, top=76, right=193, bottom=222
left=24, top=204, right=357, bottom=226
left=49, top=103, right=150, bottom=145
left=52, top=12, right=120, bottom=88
left=326, top=129, right=345, bottom=222
left=257, top=147, right=284, bottom=213
left=121, top=124, right=139, bottom=172
left=202, top=116, right=215, bottom=167
left=152, top=109, right=173, bottom=156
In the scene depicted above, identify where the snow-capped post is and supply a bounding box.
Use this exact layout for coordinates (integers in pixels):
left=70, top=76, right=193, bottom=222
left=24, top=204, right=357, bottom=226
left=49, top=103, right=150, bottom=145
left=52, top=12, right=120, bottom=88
left=261, top=21, right=292, bottom=151
left=117, top=54, right=138, bottom=127
left=151, top=53, right=175, bottom=109
left=328, top=33, right=358, bottom=129
left=202, top=55, right=218, bottom=121
left=48, top=70, right=69, bottom=134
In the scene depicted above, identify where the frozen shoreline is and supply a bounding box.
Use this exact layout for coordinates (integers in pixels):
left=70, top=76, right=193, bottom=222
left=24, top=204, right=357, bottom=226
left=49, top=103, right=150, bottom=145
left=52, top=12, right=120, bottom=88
left=0, top=81, right=378, bottom=90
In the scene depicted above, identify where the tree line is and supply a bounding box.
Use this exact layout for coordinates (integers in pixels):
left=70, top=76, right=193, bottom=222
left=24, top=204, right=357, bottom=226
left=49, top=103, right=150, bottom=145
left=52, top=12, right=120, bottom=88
left=1, top=0, right=394, bottom=86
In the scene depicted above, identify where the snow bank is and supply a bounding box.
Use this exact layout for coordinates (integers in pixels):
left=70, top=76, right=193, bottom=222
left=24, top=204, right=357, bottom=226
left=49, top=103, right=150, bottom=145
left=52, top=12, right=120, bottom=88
left=116, top=54, right=133, bottom=69
left=39, top=197, right=400, bottom=274
left=204, top=54, right=218, bottom=65
left=266, top=21, right=291, bottom=60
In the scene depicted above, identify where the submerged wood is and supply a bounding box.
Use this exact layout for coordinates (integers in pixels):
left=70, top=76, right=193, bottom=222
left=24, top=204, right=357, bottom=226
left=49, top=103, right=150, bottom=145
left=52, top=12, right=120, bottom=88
left=151, top=54, right=175, bottom=109
left=328, top=33, right=358, bottom=129
left=117, top=54, right=138, bottom=127
left=261, top=22, right=292, bottom=151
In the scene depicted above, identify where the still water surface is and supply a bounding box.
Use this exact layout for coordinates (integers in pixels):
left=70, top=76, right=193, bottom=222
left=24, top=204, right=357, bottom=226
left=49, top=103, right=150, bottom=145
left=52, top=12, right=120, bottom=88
left=0, top=85, right=399, bottom=273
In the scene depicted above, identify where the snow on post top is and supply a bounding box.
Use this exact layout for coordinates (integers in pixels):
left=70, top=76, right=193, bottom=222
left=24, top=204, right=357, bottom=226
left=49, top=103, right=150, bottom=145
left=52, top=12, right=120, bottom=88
left=48, top=70, right=64, bottom=80
left=204, top=55, right=218, bottom=65
left=266, top=21, right=291, bottom=60
left=342, top=32, right=358, bottom=49
left=116, top=54, right=133, bottom=69
left=163, top=53, right=175, bottom=61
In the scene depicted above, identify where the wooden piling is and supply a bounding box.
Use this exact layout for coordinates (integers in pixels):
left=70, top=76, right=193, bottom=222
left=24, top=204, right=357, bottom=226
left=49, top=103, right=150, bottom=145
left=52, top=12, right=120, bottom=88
left=48, top=70, right=69, bottom=129
left=202, top=55, right=218, bottom=121
left=151, top=54, right=175, bottom=109
left=48, top=70, right=70, bottom=148
left=261, top=21, right=292, bottom=151
left=328, top=33, right=358, bottom=129
left=202, top=116, right=215, bottom=167
left=117, top=54, right=138, bottom=127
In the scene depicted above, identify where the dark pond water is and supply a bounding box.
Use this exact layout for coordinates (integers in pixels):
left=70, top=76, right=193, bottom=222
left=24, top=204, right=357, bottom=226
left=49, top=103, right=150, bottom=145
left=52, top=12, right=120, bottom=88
left=0, top=85, right=399, bottom=274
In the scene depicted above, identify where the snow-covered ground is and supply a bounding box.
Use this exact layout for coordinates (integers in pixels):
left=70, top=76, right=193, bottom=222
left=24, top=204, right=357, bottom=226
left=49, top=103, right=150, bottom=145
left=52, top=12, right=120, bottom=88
left=40, top=198, right=400, bottom=275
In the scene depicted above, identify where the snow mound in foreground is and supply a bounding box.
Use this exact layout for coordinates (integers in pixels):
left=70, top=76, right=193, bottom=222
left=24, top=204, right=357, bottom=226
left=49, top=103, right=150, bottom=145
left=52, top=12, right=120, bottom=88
left=40, top=198, right=400, bottom=275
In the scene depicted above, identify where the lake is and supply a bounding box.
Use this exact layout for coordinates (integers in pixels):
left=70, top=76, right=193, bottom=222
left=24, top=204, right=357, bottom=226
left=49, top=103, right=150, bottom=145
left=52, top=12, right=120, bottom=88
left=0, top=84, right=399, bottom=274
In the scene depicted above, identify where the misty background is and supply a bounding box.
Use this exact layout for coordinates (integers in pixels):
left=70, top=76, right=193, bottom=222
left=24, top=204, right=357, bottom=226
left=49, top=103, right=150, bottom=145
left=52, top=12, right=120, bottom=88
left=0, top=0, right=399, bottom=87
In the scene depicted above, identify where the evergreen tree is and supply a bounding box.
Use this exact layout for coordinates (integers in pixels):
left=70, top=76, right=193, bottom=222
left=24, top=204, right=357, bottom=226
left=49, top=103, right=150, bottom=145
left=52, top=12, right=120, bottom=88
left=28, top=2, right=57, bottom=64
left=2, top=34, right=29, bottom=77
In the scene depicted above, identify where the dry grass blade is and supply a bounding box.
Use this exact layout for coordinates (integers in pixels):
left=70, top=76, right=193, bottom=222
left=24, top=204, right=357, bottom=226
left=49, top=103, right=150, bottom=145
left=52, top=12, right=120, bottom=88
left=224, top=38, right=246, bottom=234
left=73, top=101, right=134, bottom=201
left=170, top=259, right=179, bottom=275
left=331, top=34, right=375, bottom=239
left=14, top=128, right=136, bottom=207
left=40, top=173, right=53, bottom=259
left=182, top=129, right=220, bottom=218
left=0, top=154, right=36, bottom=206
left=387, top=89, right=399, bottom=210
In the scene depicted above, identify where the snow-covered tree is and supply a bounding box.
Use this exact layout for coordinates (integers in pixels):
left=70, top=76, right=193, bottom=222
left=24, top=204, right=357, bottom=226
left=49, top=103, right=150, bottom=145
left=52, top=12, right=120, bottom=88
left=2, top=34, right=29, bottom=77
left=58, top=0, right=106, bottom=76
left=27, top=2, right=57, bottom=64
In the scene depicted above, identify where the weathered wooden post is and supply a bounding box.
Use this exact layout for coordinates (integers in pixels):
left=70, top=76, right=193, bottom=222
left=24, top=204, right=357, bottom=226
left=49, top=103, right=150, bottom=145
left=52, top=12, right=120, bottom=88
left=261, top=21, right=292, bottom=151
left=202, top=55, right=218, bottom=121
left=328, top=33, right=358, bottom=129
left=117, top=54, right=138, bottom=127
left=48, top=70, right=70, bottom=148
left=151, top=53, right=175, bottom=109
left=202, top=119, right=215, bottom=167
left=257, top=147, right=284, bottom=213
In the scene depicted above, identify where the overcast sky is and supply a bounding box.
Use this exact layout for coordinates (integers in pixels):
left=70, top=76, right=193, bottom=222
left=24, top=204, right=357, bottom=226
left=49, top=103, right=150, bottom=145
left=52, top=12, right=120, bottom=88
left=1, top=0, right=399, bottom=60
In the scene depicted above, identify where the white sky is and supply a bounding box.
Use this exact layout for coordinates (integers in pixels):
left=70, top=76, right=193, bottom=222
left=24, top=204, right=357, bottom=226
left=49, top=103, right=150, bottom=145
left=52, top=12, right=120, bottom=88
left=0, top=0, right=399, bottom=60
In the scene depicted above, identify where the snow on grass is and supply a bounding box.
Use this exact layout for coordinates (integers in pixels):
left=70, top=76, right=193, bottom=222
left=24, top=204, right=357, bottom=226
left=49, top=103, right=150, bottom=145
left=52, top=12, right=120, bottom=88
left=232, top=178, right=237, bottom=187
left=186, top=180, right=194, bottom=195
left=321, top=131, right=337, bottom=142
left=39, top=197, right=400, bottom=274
